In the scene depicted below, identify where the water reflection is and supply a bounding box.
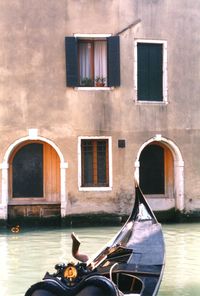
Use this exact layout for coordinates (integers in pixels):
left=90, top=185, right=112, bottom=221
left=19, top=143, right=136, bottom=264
left=0, top=224, right=199, bottom=296
left=160, top=224, right=200, bottom=296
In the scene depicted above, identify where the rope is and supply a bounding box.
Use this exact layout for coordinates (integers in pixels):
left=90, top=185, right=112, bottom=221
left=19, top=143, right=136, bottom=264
left=109, top=262, right=118, bottom=281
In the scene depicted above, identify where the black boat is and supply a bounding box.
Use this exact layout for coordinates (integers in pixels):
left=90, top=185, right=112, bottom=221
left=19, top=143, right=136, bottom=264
left=25, top=185, right=165, bottom=296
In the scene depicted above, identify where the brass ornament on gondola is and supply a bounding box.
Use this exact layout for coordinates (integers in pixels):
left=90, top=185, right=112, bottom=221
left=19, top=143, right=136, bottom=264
left=64, top=265, right=78, bottom=280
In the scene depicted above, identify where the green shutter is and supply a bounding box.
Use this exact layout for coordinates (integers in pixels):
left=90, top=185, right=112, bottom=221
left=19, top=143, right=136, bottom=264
left=138, top=43, right=163, bottom=101
left=65, top=37, right=78, bottom=87
left=107, top=36, right=120, bottom=87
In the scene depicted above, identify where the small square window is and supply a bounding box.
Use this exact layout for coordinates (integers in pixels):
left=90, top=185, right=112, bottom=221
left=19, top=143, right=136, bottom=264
left=118, top=139, right=126, bottom=148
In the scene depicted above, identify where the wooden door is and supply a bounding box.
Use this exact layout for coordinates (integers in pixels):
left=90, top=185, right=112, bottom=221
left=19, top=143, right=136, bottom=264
left=43, top=143, right=60, bottom=201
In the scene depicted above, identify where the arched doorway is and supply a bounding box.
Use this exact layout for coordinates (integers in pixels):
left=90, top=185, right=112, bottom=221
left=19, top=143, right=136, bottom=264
left=8, top=141, right=60, bottom=219
left=135, top=135, right=184, bottom=211
left=9, top=141, right=60, bottom=200
left=139, top=143, right=173, bottom=198
left=0, top=130, right=68, bottom=220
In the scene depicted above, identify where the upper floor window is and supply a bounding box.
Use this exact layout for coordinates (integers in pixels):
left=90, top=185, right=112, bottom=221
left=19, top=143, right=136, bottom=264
left=79, top=40, right=107, bottom=86
left=65, top=35, right=120, bottom=88
left=135, top=40, right=167, bottom=103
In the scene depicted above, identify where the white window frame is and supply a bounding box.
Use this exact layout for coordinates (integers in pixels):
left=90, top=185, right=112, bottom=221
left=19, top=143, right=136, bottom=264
left=78, top=136, right=112, bottom=191
left=134, top=39, right=168, bottom=104
left=74, top=34, right=113, bottom=91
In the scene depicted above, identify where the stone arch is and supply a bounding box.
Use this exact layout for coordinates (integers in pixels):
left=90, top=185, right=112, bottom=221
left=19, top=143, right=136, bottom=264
left=135, top=134, right=184, bottom=211
left=0, top=130, right=68, bottom=219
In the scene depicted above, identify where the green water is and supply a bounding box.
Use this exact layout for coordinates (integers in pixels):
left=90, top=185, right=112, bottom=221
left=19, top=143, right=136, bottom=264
left=0, top=223, right=199, bottom=296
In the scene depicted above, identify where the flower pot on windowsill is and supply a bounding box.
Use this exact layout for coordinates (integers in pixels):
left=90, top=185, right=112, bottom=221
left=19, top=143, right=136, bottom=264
left=80, top=78, right=94, bottom=87
left=96, top=82, right=105, bottom=87
left=95, top=77, right=106, bottom=87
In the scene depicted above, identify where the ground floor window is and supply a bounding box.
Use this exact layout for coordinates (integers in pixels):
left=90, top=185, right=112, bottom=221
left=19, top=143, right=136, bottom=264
left=81, top=139, right=109, bottom=187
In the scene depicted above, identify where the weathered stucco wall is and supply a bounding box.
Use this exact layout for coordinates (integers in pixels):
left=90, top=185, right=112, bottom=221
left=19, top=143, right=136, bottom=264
left=0, top=0, right=200, bottom=219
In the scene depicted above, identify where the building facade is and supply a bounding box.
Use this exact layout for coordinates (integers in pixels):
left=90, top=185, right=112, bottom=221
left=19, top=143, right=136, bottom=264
left=0, top=0, right=200, bottom=223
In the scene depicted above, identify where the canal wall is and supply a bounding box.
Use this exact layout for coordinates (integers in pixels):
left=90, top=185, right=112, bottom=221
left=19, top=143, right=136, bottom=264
left=1, top=209, right=200, bottom=229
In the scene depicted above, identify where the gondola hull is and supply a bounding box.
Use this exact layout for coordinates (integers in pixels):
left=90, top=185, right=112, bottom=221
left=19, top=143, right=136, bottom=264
left=25, top=185, right=165, bottom=296
left=25, top=275, right=121, bottom=296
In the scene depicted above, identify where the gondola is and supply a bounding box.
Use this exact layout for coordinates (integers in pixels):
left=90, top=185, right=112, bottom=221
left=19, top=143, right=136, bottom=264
left=24, top=184, right=165, bottom=296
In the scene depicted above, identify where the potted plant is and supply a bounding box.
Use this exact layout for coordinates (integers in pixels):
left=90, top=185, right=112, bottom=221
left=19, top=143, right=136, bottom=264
left=80, top=77, right=94, bottom=87
left=95, top=76, right=106, bottom=87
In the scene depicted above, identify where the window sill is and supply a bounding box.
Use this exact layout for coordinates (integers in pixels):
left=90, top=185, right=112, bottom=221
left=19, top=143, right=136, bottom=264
left=135, top=100, right=168, bottom=105
left=75, top=87, right=114, bottom=91
left=79, top=186, right=112, bottom=192
left=9, top=199, right=61, bottom=205
left=145, top=194, right=171, bottom=199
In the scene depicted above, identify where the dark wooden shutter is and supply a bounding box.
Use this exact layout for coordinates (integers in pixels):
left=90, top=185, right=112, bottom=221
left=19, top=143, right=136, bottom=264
left=65, top=37, right=78, bottom=87
left=107, top=36, right=120, bottom=87
left=97, top=140, right=108, bottom=186
left=81, top=140, right=93, bottom=186
left=13, top=143, right=43, bottom=197
left=137, top=43, right=163, bottom=101
left=139, top=145, right=165, bottom=194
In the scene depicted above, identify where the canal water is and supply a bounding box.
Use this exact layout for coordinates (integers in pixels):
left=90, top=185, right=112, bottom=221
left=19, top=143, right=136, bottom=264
left=0, top=223, right=199, bottom=296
